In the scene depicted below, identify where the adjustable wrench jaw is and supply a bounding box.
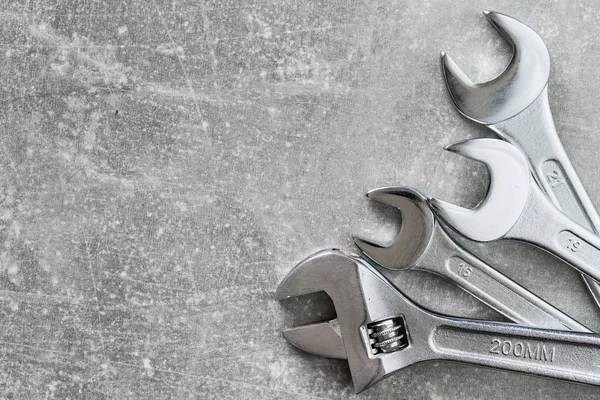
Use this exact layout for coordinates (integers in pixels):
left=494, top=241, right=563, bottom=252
left=276, top=252, right=600, bottom=390
left=275, top=249, right=435, bottom=393
left=441, top=11, right=550, bottom=125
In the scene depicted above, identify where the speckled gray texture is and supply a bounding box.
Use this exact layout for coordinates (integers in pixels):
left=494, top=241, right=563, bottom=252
left=2, top=0, right=600, bottom=398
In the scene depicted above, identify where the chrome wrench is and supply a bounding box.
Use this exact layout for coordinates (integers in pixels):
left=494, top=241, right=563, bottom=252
left=353, top=186, right=589, bottom=331
left=430, top=138, right=600, bottom=285
left=276, top=249, right=600, bottom=393
left=441, top=11, right=600, bottom=307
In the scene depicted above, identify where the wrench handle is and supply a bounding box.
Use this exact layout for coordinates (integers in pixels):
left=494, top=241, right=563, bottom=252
left=491, top=88, right=600, bottom=307
left=422, top=229, right=591, bottom=331
left=515, top=187, right=600, bottom=284
left=537, top=158, right=599, bottom=230
left=430, top=317, right=600, bottom=385
left=551, top=223, right=600, bottom=283
left=491, top=88, right=600, bottom=230
left=537, top=156, right=600, bottom=305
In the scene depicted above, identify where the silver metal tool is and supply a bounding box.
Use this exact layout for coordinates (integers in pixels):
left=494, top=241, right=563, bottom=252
left=429, top=138, right=600, bottom=284
left=441, top=10, right=600, bottom=307
left=353, top=186, right=589, bottom=331
left=276, top=249, right=600, bottom=393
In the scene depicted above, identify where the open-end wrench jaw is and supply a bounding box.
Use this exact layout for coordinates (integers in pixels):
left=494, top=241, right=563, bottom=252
left=353, top=182, right=593, bottom=332
left=428, top=138, right=530, bottom=242
left=275, top=249, right=433, bottom=393
left=443, top=10, right=600, bottom=316
left=353, top=187, right=434, bottom=270
left=441, top=11, right=550, bottom=125
left=430, top=138, right=600, bottom=285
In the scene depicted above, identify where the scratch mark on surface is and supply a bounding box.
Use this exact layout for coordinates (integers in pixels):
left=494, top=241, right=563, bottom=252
left=1, top=6, right=247, bottom=19
left=197, top=0, right=219, bottom=76
left=525, top=0, right=544, bottom=24
left=151, top=0, right=205, bottom=124
left=218, top=23, right=357, bottom=42
left=0, top=341, right=75, bottom=356
left=555, top=121, right=600, bottom=137
left=0, top=289, right=76, bottom=303
left=28, top=24, right=133, bottom=90
left=111, top=273, right=194, bottom=293
left=108, top=360, right=334, bottom=399
left=84, top=239, right=107, bottom=356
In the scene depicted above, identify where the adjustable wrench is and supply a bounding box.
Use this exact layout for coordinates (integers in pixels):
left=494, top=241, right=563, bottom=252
left=441, top=11, right=600, bottom=307
left=353, top=186, right=589, bottom=331
left=276, top=249, right=600, bottom=393
left=430, top=138, right=600, bottom=285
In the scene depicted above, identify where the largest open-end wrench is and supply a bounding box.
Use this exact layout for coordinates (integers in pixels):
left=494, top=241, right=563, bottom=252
left=441, top=11, right=600, bottom=307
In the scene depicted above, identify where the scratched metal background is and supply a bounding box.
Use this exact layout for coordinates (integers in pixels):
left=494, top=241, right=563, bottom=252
left=2, top=0, right=600, bottom=398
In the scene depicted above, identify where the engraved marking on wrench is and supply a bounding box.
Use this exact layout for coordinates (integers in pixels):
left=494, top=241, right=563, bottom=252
left=433, top=327, right=560, bottom=366
left=557, top=231, right=599, bottom=266
left=445, top=257, right=562, bottom=325
left=543, top=161, right=565, bottom=188
left=448, top=257, right=474, bottom=278
left=490, top=338, right=556, bottom=362
left=542, top=160, right=589, bottom=227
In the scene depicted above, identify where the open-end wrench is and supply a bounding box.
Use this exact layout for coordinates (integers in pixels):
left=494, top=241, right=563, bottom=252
left=276, top=249, right=600, bottom=393
left=441, top=11, right=600, bottom=307
left=429, top=138, right=600, bottom=284
left=353, top=186, right=589, bottom=331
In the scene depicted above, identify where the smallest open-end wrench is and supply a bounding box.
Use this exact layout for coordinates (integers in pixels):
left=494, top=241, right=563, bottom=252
left=354, top=186, right=590, bottom=332
left=277, top=250, right=600, bottom=393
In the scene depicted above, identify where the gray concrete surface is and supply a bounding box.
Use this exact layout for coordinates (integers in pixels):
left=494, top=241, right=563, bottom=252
left=2, top=0, right=600, bottom=398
